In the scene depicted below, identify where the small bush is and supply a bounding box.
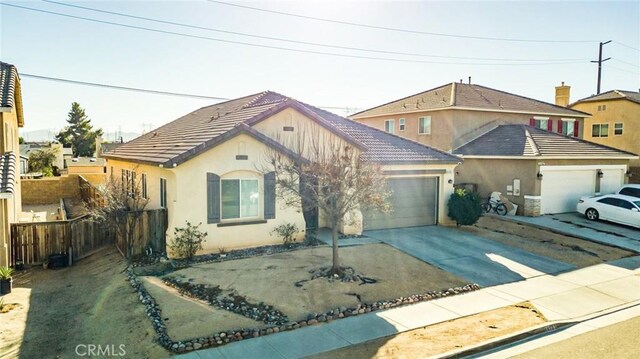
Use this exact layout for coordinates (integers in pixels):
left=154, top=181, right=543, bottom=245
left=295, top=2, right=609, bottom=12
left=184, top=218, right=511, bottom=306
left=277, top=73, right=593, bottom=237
left=168, top=222, right=207, bottom=260
left=447, top=188, right=483, bottom=227
left=0, top=267, right=13, bottom=280
left=270, top=223, right=299, bottom=246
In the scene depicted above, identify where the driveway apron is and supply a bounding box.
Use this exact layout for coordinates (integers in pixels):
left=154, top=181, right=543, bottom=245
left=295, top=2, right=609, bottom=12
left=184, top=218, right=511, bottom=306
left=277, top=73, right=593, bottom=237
left=365, top=226, right=576, bottom=287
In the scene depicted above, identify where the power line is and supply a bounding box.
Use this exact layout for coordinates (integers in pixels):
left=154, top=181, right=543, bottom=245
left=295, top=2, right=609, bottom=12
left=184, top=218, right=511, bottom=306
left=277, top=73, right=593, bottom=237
left=612, top=58, right=640, bottom=68
left=613, top=40, right=640, bottom=52
left=606, top=65, right=640, bottom=75
left=0, top=2, right=588, bottom=67
left=19, top=73, right=362, bottom=112
left=207, top=0, right=597, bottom=44
left=21, top=73, right=230, bottom=100
left=40, top=0, right=589, bottom=63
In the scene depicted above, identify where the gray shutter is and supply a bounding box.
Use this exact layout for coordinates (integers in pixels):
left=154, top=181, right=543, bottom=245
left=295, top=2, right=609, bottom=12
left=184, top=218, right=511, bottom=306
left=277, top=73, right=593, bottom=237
left=207, top=173, right=220, bottom=223
left=264, top=172, right=276, bottom=219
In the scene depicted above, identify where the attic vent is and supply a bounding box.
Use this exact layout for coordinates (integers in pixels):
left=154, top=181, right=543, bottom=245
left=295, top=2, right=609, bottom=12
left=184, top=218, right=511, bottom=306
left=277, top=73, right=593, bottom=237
left=72, top=158, right=79, bottom=162
left=90, top=158, right=97, bottom=162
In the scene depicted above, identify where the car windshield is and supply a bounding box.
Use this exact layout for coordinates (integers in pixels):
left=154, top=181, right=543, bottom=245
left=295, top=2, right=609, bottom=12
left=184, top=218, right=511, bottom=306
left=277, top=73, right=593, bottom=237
left=634, top=201, right=640, bottom=208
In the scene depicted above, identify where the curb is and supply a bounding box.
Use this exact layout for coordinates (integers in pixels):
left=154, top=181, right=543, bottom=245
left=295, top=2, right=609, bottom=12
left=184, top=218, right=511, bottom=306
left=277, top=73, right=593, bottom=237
left=434, top=301, right=640, bottom=359
left=488, top=214, right=640, bottom=254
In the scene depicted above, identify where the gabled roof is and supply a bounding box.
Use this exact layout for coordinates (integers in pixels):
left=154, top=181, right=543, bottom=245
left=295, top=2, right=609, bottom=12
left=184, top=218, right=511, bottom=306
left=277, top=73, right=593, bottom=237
left=570, top=90, right=640, bottom=106
left=0, top=61, right=24, bottom=126
left=453, top=125, right=637, bottom=158
left=105, top=91, right=460, bottom=166
left=0, top=152, right=17, bottom=195
left=350, top=83, right=590, bottom=119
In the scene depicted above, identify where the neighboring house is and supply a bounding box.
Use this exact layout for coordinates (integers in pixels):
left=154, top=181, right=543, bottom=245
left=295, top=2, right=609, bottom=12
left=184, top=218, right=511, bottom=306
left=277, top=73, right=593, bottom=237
left=19, top=154, right=28, bottom=174
left=568, top=90, right=640, bottom=180
left=105, top=91, right=460, bottom=253
left=94, top=135, right=124, bottom=158
left=349, top=81, right=591, bottom=152
left=66, top=157, right=107, bottom=174
left=453, top=125, right=637, bottom=216
left=0, top=61, right=24, bottom=267
left=20, top=142, right=65, bottom=170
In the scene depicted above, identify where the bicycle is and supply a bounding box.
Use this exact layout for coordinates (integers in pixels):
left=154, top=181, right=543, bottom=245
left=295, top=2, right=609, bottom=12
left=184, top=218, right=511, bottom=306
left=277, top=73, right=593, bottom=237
left=483, top=198, right=508, bottom=216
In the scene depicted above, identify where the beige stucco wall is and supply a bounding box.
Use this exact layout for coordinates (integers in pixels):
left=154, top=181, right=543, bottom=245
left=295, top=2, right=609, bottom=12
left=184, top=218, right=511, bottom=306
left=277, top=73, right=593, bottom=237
left=571, top=99, right=640, bottom=166
left=456, top=157, right=631, bottom=215
left=0, top=107, right=23, bottom=266
left=352, top=109, right=584, bottom=152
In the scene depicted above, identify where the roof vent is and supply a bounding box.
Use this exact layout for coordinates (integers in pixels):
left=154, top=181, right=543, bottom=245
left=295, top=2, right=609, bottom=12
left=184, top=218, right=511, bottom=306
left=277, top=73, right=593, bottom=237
left=90, top=158, right=96, bottom=162
left=72, top=158, right=79, bottom=162
left=152, top=132, right=158, bottom=137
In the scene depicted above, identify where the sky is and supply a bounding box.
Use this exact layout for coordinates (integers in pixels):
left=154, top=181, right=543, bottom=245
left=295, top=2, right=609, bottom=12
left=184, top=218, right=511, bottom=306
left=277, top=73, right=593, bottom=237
left=1, top=0, right=639, bottom=140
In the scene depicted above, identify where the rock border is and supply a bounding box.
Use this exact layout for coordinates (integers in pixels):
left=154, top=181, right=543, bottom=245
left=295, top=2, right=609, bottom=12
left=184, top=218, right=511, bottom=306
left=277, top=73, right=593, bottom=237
left=126, top=265, right=480, bottom=353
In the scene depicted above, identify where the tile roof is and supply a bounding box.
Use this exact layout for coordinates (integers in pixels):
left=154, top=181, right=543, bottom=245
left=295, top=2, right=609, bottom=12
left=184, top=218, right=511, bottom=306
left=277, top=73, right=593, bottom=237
left=0, top=152, right=17, bottom=194
left=453, top=125, right=637, bottom=158
left=350, top=82, right=590, bottom=118
left=106, top=91, right=460, bottom=166
left=571, top=90, right=640, bottom=106
left=0, top=61, right=24, bottom=126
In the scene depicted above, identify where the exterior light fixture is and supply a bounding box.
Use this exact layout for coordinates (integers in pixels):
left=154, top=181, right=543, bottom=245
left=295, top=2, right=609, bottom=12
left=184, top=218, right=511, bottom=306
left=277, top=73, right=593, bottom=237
left=597, top=170, right=604, bottom=178
left=448, top=179, right=453, bottom=184
left=537, top=172, right=543, bottom=180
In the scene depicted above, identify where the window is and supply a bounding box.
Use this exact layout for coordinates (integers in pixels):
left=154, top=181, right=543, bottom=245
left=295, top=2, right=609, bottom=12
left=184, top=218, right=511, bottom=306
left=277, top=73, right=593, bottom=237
left=160, top=178, right=167, bottom=208
left=602, top=104, right=607, bottom=111
left=142, top=174, right=148, bottom=199
left=384, top=119, right=395, bottom=134
left=619, top=187, right=640, bottom=198
left=597, top=105, right=602, bottom=111
left=561, top=119, right=576, bottom=137
left=615, top=123, right=623, bottom=136
left=221, top=179, right=259, bottom=219
left=592, top=124, right=609, bottom=137
left=534, top=118, right=548, bottom=130
left=399, top=118, right=405, bottom=131
left=419, top=116, right=431, bottom=135
left=597, top=197, right=618, bottom=206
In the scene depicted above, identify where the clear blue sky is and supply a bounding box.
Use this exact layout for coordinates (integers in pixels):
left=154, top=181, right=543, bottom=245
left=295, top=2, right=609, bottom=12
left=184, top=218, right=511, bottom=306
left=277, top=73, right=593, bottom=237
left=1, top=0, right=638, bottom=139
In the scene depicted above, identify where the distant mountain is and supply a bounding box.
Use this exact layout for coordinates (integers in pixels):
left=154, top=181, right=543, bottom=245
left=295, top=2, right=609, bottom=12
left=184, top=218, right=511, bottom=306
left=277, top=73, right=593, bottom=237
left=21, top=129, right=141, bottom=143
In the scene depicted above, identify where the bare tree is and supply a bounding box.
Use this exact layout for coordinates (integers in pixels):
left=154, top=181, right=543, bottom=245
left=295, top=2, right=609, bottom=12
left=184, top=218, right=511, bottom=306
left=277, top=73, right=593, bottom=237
left=90, top=167, right=149, bottom=260
left=264, top=126, right=391, bottom=275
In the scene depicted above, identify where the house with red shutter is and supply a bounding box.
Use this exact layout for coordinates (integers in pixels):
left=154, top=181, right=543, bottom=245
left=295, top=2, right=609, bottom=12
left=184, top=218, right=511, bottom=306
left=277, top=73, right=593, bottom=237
left=351, top=81, right=637, bottom=216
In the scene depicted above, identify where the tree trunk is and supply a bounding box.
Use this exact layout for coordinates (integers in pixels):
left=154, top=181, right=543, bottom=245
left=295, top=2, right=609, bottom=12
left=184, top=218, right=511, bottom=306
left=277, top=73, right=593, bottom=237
left=331, top=225, right=340, bottom=273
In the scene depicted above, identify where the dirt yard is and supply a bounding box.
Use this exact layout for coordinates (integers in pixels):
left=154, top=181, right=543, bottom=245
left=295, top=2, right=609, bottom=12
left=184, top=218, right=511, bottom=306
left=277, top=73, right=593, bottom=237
left=150, top=244, right=468, bottom=339
left=311, top=302, right=546, bottom=359
left=0, top=247, right=168, bottom=359
left=461, top=216, right=635, bottom=267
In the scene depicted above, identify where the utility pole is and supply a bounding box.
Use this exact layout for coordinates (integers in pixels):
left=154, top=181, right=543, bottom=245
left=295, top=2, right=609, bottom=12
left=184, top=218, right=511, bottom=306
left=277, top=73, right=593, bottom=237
left=591, top=40, right=611, bottom=94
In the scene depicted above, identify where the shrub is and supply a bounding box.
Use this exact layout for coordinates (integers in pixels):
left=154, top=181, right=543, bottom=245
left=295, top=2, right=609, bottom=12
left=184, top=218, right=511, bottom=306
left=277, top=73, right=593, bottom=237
left=168, top=222, right=207, bottom=260
left=447, top=188, right=483, bottom=227
left=270, top=223, right=299, bottom=246
left=0, top=267, right=13, bottom=280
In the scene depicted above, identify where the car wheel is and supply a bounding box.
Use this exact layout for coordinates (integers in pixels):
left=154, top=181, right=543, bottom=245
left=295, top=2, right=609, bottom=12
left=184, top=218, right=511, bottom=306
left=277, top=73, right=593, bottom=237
left=585, top=208, right=599, bottom=221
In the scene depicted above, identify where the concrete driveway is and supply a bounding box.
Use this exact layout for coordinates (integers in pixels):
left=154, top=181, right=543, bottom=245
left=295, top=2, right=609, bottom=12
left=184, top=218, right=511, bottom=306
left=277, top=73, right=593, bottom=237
left=364, top=226, right=575, bottom=287
left=505, top=213, right=640, bottom=253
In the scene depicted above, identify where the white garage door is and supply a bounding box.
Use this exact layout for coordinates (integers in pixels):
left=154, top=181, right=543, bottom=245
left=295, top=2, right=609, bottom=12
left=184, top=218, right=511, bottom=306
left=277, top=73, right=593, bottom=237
left=363, top=177, right=438, bottom=230
left=600, top=168, right=625, bottom=194
left=541, top=169, right=596, bottom=214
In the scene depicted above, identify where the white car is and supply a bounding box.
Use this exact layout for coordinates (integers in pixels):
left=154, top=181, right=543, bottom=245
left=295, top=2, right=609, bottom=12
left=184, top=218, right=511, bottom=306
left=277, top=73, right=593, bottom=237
left=577, top=194, right=640, bottom=228
left=617, top=184, right=640, bottom=199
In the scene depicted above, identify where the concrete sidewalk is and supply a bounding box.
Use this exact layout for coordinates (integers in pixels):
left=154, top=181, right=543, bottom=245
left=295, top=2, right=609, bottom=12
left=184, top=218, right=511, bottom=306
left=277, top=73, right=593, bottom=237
left=174, top=260, right=640, bottom=359
left=495, top=214, right=640, bottom=252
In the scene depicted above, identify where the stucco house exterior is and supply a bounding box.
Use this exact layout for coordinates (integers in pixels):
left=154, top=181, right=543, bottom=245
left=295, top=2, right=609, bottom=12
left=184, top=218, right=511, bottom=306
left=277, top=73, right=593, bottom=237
left=569, top=90, right=640, bottom=182
left=66, top=157, right=107, bottom=175
left=349, top=81, right=591, bottom=152
left=454, top=125, right=637, bottom=216
left=0, top=61, right=24, bottom=267
left=105, top=91, right=460, bottom=254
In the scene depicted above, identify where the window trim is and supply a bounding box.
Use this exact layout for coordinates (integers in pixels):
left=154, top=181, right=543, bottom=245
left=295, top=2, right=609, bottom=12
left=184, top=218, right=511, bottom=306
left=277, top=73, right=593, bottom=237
left=561, top=118, right=576, bottom=137
left=160, top=178, right=167, bottom=208
left=142, top=174, right=148, bottom=199
left=614, top=122, right=623, bottom=136
left=418, top=116, right=431, bottom=135
left=220, top=178, right=260, bottom=220
left=398, top=118, right=405, bottom=132
left=533, top=116, right=549, bottom=130
left=384, top=119, right=395, bottom=134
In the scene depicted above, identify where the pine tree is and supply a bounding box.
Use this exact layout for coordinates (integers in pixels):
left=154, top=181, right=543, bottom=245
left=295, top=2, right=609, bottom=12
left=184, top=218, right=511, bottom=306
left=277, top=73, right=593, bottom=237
left=56, top=102, right=103, bottom=157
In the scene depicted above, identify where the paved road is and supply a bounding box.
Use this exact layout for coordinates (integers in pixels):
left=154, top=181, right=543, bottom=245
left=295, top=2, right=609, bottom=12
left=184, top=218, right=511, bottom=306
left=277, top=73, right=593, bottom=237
left=364, top=226, right=575, bottom=287
left=513, top=316, right=640, bottom=359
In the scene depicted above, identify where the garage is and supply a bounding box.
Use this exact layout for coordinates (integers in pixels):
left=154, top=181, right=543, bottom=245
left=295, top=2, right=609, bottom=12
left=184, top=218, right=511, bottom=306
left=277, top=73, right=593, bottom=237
left=540, top=168, right=596, bottom=214
left=363, top=177, right=438, bottom=230
left=600, top=168, right=625, bottom=194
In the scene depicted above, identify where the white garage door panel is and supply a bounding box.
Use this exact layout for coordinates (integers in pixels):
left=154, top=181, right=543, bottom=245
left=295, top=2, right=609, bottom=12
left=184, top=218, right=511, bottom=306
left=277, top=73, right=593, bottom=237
left=600, top=169, right=625, bottom=194
left=541, top=170, right=596, bottom=214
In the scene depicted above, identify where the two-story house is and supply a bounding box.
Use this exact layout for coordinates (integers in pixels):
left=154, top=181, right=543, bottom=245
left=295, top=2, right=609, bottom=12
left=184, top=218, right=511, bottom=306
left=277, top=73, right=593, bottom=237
left=569, top=90, right=640, bottom=182
left=0, top=61, right=25, bottom=267
left=349, top=81, right=591, bottom=152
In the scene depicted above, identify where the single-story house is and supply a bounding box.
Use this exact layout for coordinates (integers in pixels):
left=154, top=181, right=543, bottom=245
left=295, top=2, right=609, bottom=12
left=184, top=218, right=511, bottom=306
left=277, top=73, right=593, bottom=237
left=453, top=125, right=638, bottom=216
left=105, top=91, right=461, bottom=253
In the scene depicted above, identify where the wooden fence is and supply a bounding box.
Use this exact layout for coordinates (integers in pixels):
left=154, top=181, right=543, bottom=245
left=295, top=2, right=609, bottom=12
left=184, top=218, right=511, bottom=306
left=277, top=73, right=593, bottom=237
left=115, top=209, right=167, bottom=259
left=79, top=175, right=105, bottom=209
left=9, top=209, right=167, bottom=267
